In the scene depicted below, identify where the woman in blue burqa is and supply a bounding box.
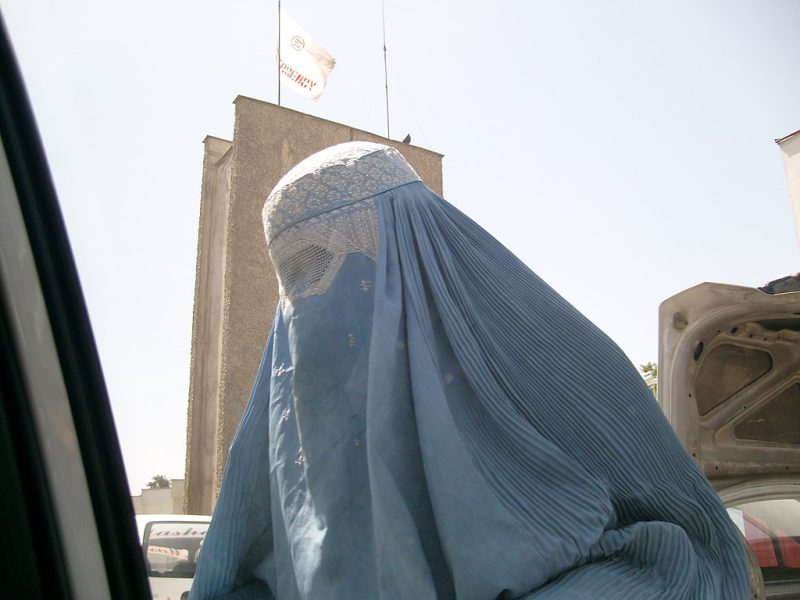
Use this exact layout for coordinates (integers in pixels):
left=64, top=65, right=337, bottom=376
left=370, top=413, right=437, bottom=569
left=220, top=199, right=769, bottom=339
left=190, top=142, right=750, bottom=600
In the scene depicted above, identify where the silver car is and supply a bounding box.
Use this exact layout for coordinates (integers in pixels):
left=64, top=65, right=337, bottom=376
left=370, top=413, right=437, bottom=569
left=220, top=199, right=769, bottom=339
left=660, top=277, right=800, bottom=599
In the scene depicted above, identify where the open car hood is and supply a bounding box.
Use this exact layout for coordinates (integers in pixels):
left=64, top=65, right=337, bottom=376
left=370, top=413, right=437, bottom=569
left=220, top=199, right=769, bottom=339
left=658, top=280, right=800, bottom=503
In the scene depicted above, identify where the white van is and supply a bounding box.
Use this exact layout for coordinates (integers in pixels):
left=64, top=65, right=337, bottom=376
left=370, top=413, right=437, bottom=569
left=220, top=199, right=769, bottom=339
left=136, top=514, right=211, bottom=600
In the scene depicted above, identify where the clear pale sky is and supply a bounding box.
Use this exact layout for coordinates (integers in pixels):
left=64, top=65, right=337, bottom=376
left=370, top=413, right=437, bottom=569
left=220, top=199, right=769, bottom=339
left=2, top=0, right=798, bottom=493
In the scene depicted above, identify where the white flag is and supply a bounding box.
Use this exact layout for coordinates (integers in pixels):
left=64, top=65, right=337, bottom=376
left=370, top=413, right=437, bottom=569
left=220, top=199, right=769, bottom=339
left=278, top=13, right=335, bottom=100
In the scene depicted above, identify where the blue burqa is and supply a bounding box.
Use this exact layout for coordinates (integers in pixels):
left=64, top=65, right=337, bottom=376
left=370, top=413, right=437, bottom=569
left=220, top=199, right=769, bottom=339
left=190, top=142, right=749, bottom=600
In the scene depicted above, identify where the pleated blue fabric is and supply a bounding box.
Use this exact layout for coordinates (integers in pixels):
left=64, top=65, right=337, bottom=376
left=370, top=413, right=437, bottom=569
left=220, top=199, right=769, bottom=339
left=190, top=143, right=749, bottom=600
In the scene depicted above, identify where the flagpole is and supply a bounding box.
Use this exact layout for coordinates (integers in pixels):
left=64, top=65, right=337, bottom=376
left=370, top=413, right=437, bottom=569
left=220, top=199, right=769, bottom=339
left=277, top=0, right=281, bottom=106
left=382, top=0, right=390, bottom=139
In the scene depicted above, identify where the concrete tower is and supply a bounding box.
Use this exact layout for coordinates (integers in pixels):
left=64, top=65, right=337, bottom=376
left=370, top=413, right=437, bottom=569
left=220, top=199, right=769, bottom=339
left=184, top=97, right=443, bottom=514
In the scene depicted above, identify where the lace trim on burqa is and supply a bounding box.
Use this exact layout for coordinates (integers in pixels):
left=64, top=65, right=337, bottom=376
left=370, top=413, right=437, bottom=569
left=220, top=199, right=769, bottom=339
left=263, top=142, right=420, bottom=301
left=268, top=199, right=379, bottom=301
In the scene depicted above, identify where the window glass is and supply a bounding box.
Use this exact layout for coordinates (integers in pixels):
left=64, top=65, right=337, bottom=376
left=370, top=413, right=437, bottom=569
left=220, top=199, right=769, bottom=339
left=728, top=499, right=800, bottom=587
left=143, top=521, right=210, bottom=579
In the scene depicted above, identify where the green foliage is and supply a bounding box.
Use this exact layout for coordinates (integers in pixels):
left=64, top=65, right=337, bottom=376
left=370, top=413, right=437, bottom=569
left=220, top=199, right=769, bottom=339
left=640, top=362, right=657, bottom=379
left=146, top=474, right=171, bottom=489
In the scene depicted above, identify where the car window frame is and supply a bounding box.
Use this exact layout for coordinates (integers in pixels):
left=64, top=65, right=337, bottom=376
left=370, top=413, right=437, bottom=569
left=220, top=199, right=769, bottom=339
left=0, top=12, right=150, bottom=599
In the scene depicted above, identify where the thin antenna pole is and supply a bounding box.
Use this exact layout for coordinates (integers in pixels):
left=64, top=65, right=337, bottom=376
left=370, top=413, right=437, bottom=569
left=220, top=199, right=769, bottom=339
left=277, top=0, right=282, bottom=106
left=382, top=0, right=390, bottom=139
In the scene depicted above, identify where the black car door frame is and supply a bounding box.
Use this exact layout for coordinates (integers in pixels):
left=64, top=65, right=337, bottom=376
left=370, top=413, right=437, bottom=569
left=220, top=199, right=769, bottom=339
left=0, top=13, right=150, bottom=600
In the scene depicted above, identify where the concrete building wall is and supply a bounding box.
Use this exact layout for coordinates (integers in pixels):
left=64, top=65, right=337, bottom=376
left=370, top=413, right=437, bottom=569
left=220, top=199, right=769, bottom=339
left=777, top=129, right=800, bottom=242
left=184, top=137, right=233, bottom=515
left=185, top=98, right=443, bottom=515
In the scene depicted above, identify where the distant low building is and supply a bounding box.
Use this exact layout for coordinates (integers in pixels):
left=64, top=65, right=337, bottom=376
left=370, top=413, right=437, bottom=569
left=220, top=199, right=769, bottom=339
left=131, top=478, right=185, bottom=515
left=646, top=376, right=658, bottom=398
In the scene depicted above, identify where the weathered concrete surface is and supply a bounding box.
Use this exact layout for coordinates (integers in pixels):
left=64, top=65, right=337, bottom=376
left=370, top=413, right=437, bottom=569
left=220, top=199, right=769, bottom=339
left=184, top=136, right=232, bottom=515
left=185, top=99, right=443, bottom=515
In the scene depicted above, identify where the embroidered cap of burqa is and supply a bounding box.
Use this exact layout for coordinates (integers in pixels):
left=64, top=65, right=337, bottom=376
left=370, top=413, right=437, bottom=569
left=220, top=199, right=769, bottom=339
left=190, top=142, right=749, bottom=600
